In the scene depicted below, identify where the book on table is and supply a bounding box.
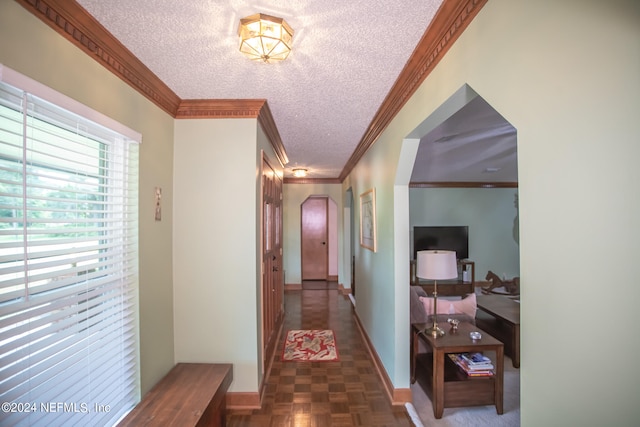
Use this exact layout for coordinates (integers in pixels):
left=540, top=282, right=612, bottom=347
left=458, top=352, right=491, bottom=364
left=449, top=353, right=494, bottom=376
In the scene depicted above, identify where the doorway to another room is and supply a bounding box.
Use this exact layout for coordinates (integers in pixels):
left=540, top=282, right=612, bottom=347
left=300, top=196, right=338, bottom=286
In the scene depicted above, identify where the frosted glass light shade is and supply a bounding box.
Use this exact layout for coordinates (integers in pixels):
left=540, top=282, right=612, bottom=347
left=292, top=168, right=307, bottom=177
left=238, top=13, right=294, bottom=63
left=416, top=250, right=458, bottom=280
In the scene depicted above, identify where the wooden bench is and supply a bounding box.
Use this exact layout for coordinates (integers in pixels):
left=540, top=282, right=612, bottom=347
left=118, top=363, right=233, bottom=427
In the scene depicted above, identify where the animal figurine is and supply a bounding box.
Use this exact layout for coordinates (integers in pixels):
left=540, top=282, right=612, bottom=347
left=482, top=270, right=520, bottom=296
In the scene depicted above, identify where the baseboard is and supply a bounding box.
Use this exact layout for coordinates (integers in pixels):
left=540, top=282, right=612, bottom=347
left=286, top=283, right=350, bottom=294
left=227, top=311, right=284, bottom=411
left=225, top=392, right=261, bottom=409
left=393, top=388, right=413, bottom=404
left=225, top=326, right=284, bottom=410
left=352, top=310, right=412, bottom=406
left=338, top=284, right=351, bottom=296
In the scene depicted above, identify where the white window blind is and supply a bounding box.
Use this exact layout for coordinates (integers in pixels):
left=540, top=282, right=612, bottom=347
left=0, top=72, right=140, bottom=426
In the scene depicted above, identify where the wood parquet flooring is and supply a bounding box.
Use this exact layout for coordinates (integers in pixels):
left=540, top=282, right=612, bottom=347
left=226, top=285, right=413, bottom=427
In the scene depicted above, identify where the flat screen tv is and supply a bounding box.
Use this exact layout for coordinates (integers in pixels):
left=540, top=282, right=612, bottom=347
left=413, top=226, right=469, bottom=260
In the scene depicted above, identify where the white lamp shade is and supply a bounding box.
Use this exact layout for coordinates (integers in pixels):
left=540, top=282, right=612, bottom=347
left=416, top=250, right=458, bottom=280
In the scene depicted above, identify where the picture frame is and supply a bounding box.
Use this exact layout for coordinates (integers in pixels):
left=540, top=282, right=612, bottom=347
left=359, top=188, right=377, bottom=252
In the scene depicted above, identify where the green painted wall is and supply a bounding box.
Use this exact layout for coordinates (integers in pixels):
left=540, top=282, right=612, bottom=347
left=1, top=1, right=285, bottom=400
left=173, top=118, right=282, bottom=393
left=4, top=1, right=639, bottom=424
left=173, top=119, right=260, bottom=393
left=283, top=183, right=344, bottom=285
left=0, top=1, right=175, bottom=395
left=409, top=188, right=520, bottom=280
left=347, top=0, right=640, bottom=425
left=342, top=143, right=402, bottom=388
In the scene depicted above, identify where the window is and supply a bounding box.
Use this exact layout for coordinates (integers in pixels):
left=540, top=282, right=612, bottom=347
left=0, top=67, right=140, bottom=426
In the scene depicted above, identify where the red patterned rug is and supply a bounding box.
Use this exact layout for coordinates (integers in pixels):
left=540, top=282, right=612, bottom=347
left=282, top=329, right=339, bottom=362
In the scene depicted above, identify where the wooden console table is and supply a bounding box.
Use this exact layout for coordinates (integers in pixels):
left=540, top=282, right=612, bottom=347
left=411, top=322, right=504, bottom=419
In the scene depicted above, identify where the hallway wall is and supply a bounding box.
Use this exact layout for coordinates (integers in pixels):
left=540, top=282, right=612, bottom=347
left=0, top=1, right=176, bottom=395
left=409, top=187, right=520, bottom=279
left=283, top=183, right=345, bottom=285
left=346, top=0, right=640, bottom=425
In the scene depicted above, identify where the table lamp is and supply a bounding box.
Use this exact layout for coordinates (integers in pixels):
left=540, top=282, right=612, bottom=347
left=417, top=250, right=458, bottom=338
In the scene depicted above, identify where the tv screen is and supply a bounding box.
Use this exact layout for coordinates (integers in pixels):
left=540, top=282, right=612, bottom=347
left=413, top=226, right=469, bottom=260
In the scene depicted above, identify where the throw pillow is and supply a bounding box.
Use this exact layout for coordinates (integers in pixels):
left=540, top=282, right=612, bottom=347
left=419, top=293, right=477, bottom=318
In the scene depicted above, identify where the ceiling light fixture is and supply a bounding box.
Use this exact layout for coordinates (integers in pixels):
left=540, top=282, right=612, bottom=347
left=238, top=13, right=294, bottom=63
left=292, top=168, right=308, bottom=178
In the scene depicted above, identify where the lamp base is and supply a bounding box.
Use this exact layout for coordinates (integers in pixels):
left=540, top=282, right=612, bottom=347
left=424, top=324, right=446, bottom=338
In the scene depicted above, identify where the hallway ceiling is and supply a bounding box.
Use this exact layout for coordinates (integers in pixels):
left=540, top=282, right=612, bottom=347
left=72, top=0, right=515, bottom=183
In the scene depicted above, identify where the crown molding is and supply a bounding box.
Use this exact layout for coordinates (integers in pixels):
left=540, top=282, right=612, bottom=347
left=256, top=101, right=289, bottom=167
left=176, top=99, right=289, bottom=167
left=176, top=99, right=266, bottom=118
left=14, top=0, right=288, bottom=166
left=410, top=182, right=518, bottom=189
left=16, top=0, right=486, bottom=182
left=339, top=0, right=488, bottom=181
left=283, top=177, right=342, bottom=185
left=14, top=0, right=182, bottom=116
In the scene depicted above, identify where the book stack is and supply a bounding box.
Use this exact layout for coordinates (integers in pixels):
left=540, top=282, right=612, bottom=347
left=448, top=352, right=494, bottom=377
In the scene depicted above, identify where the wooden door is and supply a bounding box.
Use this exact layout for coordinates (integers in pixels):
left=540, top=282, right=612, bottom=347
left=262, top=156, right=283, bottom=373
left=301, top=196, right=328, bottom=280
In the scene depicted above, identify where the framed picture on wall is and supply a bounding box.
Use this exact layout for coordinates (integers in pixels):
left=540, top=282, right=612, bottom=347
left=359, top=188, right=377, bottom=252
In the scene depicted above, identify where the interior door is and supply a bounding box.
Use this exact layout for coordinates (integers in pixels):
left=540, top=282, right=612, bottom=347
left=262, top=155, right=283, bottom=374
left=301, top=196, right=328, bottom=280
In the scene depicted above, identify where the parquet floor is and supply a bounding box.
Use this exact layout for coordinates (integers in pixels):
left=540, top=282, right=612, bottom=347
left=226, top=282, right=413, bottom=427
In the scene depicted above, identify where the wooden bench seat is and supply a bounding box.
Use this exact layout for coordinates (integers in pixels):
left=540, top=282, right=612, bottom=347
left=118, top=363, right=233, bottom=427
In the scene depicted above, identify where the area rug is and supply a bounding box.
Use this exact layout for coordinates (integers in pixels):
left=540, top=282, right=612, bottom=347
left=281, top=329, right=339, bottom=362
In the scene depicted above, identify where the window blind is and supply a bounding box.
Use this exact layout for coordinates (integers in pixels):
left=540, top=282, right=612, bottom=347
left=0, top=74, right=140, bottom=426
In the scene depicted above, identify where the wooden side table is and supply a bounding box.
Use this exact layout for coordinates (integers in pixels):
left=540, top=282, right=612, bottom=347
left=411, top=322, right=504, bottom=419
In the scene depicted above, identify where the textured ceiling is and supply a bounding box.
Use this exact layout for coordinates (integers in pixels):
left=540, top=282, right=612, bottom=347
left=76, top=0, right=444, bottom=179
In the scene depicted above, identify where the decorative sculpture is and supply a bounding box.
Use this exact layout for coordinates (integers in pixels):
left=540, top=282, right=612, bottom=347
left=482, top=270, right=520, bottom=296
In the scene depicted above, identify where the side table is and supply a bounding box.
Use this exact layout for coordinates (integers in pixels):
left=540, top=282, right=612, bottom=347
left=411, top=322, right=504, bottom=419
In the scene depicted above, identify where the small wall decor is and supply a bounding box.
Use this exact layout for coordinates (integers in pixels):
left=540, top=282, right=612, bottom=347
left=154, top=187, right=162, bottom=221
left=359, top=188, right=377, bottom=252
